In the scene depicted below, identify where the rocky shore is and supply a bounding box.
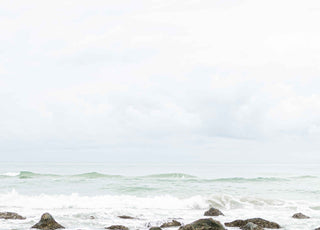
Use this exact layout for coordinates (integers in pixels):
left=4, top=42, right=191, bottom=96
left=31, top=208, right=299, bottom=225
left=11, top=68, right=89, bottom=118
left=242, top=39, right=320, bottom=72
left=0, top=208, right=318, bottom=230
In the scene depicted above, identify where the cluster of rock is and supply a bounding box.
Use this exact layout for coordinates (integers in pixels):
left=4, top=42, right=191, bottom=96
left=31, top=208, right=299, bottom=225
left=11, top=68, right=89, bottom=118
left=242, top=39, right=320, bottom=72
left=148, top=219, right=182, bottom=230
left=204, top=207, right=224, bottom=217
left=179, top=218, right=225, bottom=230
left=32, top=213, right=65, bottom=230
left=0, top=212, right=64, bottom=230
left=118, top=215, right=137, bottom=220
left=160, top=220, right=182, bottom=228
left=240, top=222, right=264, bottom=230
left=0, top=212, right=26, bottom=220
left=146, top=208, right=281, bottom=230
left=1, top=209, right=319, bottom=230
left=106, top=225, right=129, bottom=230
left=225, top=217, right=280, bottom=229
left=149, top=227, right=163, bottom=230
left=292, top=212, right=310, bottom=219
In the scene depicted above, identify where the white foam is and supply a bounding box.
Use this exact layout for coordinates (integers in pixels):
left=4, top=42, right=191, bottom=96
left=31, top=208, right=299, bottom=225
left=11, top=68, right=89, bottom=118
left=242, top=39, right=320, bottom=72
left=0, top=172, right=19, bottom=176
left=1, top=190, right=320, bottom=230
left=1, top=190, right=319, bottom=211
left=0, top=190, right=208, bottom=210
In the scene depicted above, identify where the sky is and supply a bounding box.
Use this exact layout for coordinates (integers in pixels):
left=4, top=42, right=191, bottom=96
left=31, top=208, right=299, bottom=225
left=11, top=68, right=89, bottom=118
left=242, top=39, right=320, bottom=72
left=1, top=0, right=320, bottom=163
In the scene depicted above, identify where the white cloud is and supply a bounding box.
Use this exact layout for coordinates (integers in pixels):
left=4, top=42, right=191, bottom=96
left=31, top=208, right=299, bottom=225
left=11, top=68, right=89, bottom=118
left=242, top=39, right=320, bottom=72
left=1, top=0, right=320, bottom=162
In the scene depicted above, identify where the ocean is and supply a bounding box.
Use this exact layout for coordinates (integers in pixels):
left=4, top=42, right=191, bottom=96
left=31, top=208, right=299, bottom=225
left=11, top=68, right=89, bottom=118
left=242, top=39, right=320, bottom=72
left=0, top=162, right=319, bottom=230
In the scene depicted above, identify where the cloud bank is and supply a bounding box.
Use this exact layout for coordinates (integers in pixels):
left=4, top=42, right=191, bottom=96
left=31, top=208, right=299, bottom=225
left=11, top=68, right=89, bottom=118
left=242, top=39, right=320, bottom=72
left=1, top=0, right=320, bottom=162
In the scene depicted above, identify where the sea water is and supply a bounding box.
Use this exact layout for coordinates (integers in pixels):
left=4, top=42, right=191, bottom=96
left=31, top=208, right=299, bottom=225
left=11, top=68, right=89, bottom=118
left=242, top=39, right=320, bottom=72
left=0, top=162, right=319, bottom=230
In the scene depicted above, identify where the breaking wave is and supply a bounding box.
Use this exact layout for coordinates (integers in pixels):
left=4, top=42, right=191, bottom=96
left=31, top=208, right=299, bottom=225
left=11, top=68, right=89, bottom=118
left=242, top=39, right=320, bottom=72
left=0, top=189, right=317, bottom=211
left=0, top=171, right=319, bottom=184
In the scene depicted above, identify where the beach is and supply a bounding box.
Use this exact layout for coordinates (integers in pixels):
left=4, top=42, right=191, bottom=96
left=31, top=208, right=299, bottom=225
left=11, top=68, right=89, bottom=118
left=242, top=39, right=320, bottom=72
left=0, top=162, right=319, bottom=230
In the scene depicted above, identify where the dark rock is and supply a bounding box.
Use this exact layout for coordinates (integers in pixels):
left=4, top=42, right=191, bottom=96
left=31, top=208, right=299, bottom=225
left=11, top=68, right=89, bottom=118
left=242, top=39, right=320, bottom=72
left=315, top=228, right=320, bottom=230
left=106, top=225, right=129, bottom=230
left=292, top=212, right=310, bottom=219
left=150, top=227, right=162, bottom=230
left=31, top=213, right=64, bottom=230
left=118, top=215, right=135, bottom=219
left=161, top=220, right=182, bottom=228
left=0, top=212, right=26, bottom=220
left=225, top=218, right=280, bottom=229
left=204, top=208, right=224, bottom=216
left=179, top=218, right=225, bottom=230
left=90, top=216, right=95, bottom=219
left=240, top=222, right=264, bottom=230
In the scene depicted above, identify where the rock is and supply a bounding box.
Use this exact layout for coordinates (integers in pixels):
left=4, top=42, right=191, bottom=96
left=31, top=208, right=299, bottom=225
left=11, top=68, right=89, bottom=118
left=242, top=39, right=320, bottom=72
left=150, top=227, right=162, bottom=230
left=0, top=212, right=26, bottom=220
left=31, top=213, right=64, bottom=230
left=240, top=222, right=264, bottom=230
left=292, top=212, right=310, bottom=219
left=179, top=218, right=225, bottom=230
left=106, top=225, right=129, bottom=230
left=204, top=208, right=224, bottom=216
left=161, top=220, right=182, bottom=228
left=315, top=228, right=320, bottom=230
left=225, top=218, right=280, bottom=229
left=118, top=215, right=135, bottom=219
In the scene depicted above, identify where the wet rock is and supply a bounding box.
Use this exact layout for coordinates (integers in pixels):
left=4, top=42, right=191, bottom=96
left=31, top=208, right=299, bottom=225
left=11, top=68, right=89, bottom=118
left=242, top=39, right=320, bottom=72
left=204, top=208, right=224, bottom=216
left=179, top=218, right=225, bottom=230
left=161, top=220, right=182, bottom=228
left=32, top=213, right=64, bottom=230
left=150, top=227, right=162, bottom=230
left=240, top=222, right=264, bottom=230
left=118, top=215, right=136, bottom=219
left=0, top=212, right=26, bottom=220
left=292, top=212, right=310, bottom=219
left=106, top=225, right=129, bottom=230
left=225, top=218, right=280, bottom=229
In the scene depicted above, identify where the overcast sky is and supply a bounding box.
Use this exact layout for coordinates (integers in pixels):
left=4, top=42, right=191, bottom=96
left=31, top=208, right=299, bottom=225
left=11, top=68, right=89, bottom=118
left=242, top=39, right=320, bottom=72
left=1, top=0, right=320, bottom=163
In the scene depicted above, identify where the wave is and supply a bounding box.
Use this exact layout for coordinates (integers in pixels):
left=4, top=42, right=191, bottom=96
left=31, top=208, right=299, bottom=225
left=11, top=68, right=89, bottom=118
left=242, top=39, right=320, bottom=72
left=1, top=191, right=319, bottom=230
left=290, top=175, right=318, bottom=179
left=208, top=177, right=290, bottom=183
left=142, top=173, right=197, bottom=179
left=0, top=190, right=207, bottom=210
left=0, top=172, right=20, bottom=177
left=0, top=190, right=317, bottom=211
left=71, top=172, right=123, bottom=179
left=0, top=171, right=318, bottom=182
left=0, top=171, right=123, bottom=179
left=0, top=171, right=197, bottom=180
left=0, top=171, right=58, bottom=179
left=18, top=171, right=61, bottom=179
